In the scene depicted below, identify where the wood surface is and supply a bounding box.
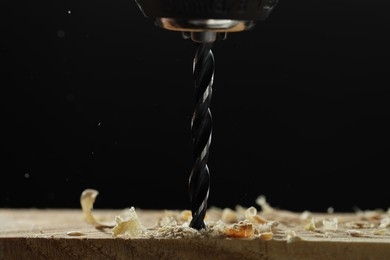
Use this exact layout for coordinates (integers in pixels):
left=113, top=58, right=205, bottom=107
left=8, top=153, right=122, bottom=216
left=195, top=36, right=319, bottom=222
left=1, top=208, right=390, bottom=260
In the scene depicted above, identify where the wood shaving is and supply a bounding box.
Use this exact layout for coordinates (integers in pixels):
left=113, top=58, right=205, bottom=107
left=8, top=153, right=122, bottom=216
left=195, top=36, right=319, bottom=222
left=345, top=221, right=372, bottom=229
left=356, top=209, right=383, bottom=220
left=372, top=229, right=387, bottom=236
left=158, top=216, right=177, bottom=227
left=259, top=232, right=273, bottom=240
left=286, top=230, right=302, bottom=243
left=79, top=189, right=276, bottom=240
left=323, top=218, right=338, bottom=232
left=66, top=231, right=84, bottom=236
left=78, top=189, right=390, bottom=242
left=327, top=207, right=334, bottom=214
left=347, top=230, right=365, bottom=237
left=221, top=208, right=238, bottom=223
left=245, top=207, right=267, bottom=226
left=225, top=221, right=254, bottom=238
left=80, top=189, right=114, bottom=228
left=300, top=211, right=311, bottom=220
left=234, top=205, right=247, bottom=220
left=304, top=218, right=316, bottom=231
left=256, top=195, right=274, bottom=213
left=112, top=207, right=148, bottom=238
left=179, top=210, right=192, bottom=222
left=379, top=217, right=390, bottom=228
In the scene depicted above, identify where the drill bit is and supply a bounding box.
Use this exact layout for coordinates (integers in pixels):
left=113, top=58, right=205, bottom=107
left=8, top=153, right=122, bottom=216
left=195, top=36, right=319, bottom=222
left=189, top=42, right=214, bottom=230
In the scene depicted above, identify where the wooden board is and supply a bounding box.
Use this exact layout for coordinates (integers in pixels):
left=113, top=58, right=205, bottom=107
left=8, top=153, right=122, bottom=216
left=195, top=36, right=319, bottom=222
left=1, top=208, right=390, bottom=259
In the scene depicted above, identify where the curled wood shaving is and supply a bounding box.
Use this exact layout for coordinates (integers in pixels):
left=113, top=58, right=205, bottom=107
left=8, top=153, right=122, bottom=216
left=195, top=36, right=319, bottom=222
left=245, top=207, right=267, bottom=226
left=80, top=189, right=114, bottom=228
left=255, top=195, right=274, bottom=213
left=79, top=189, right=277, bottom=240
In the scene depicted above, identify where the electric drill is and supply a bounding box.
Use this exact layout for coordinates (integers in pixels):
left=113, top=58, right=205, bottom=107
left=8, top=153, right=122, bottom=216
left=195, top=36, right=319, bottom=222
left=135, top=0, right=279, bottom=230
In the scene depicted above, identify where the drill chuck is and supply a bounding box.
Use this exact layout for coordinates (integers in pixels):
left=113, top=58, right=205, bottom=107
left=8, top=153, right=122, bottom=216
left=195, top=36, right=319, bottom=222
left=136, top=0, right=278, bottom=36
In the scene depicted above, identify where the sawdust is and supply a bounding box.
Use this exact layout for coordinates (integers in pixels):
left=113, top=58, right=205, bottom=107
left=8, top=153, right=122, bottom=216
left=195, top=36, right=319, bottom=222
left=80, top=189, right=278, bottom=239
left=79, top=189, right=390, bottom=241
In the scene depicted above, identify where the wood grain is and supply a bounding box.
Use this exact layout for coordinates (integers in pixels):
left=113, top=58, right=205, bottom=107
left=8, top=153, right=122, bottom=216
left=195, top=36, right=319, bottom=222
left=1, top=208, right=390, bottom=260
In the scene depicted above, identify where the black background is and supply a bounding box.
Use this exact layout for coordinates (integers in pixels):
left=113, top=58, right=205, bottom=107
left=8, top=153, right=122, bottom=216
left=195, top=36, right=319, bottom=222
left=1, top=0, right=390, bottom=212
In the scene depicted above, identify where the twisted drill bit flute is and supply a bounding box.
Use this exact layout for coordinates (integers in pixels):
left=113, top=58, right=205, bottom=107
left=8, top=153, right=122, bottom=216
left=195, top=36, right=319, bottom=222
left=135, top=0, right=279, bottom=230
left=189, top=42, right=214, bottom=229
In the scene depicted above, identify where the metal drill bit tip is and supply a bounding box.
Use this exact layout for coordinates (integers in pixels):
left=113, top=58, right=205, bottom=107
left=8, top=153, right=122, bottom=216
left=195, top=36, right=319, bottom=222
left=189, top=42, right=214, bottom=230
